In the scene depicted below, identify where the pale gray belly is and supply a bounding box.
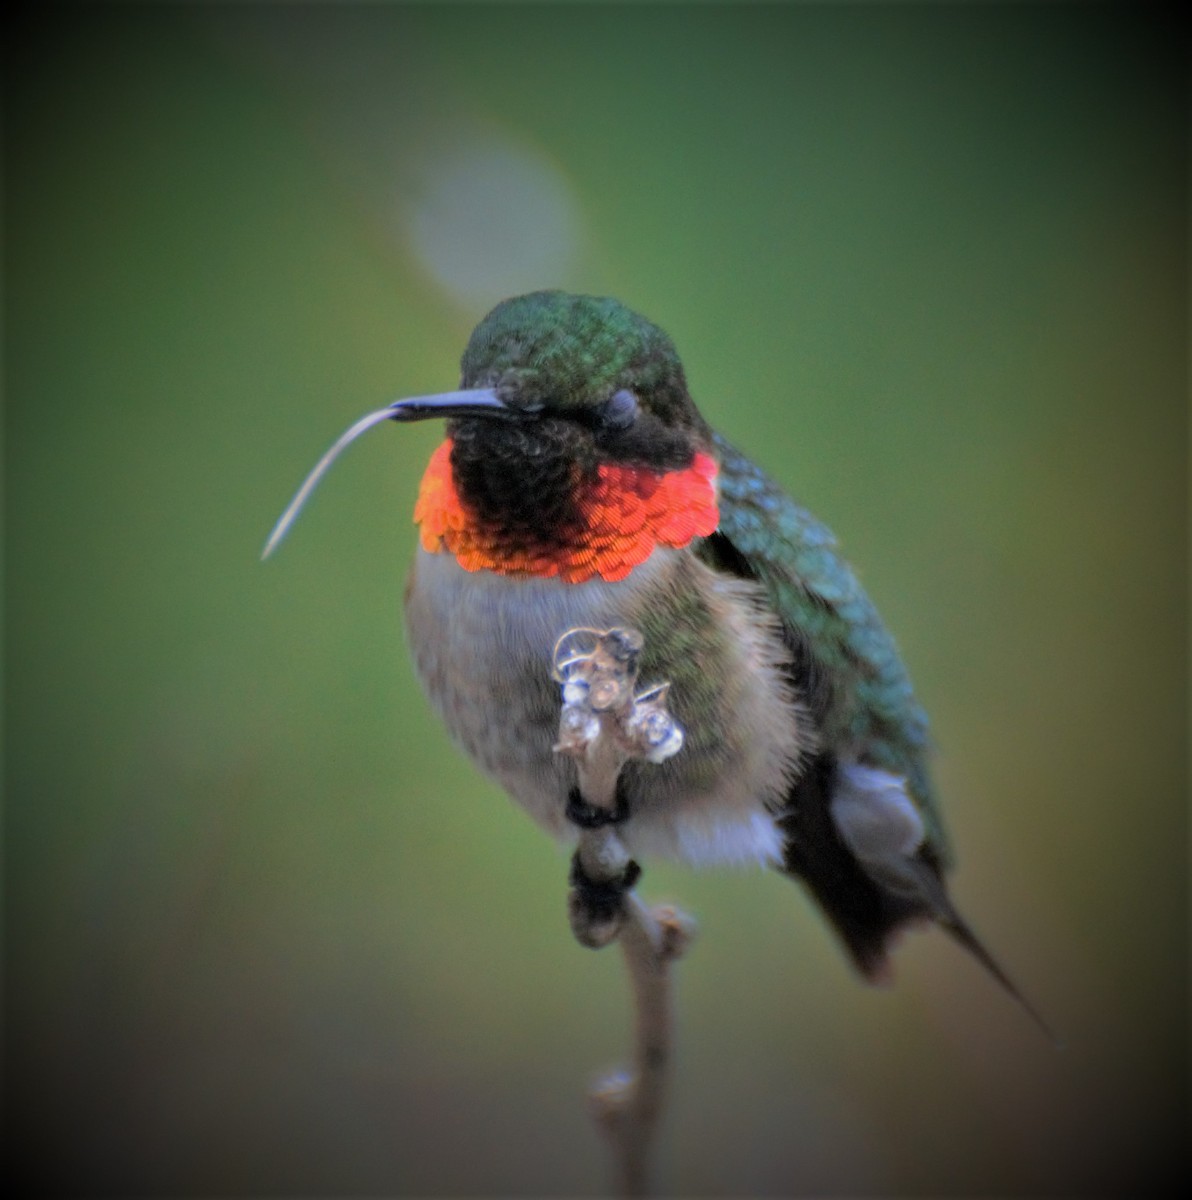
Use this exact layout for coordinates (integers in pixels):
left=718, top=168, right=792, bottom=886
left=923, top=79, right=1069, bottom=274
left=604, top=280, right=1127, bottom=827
left=403, top=546, right=807, bottom=867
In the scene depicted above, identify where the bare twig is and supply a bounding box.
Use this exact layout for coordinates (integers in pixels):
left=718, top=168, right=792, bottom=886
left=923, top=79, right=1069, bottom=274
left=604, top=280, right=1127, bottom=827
left=552, top=628, right=695, bottom=1196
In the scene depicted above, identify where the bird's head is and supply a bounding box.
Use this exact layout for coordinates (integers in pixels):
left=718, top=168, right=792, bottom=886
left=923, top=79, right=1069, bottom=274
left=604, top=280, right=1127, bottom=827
left=263, top=291, right=718, bottom=578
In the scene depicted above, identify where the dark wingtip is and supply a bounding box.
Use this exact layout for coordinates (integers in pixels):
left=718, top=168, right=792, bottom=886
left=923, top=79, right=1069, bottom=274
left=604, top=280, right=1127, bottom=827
left=842, top=905, right=1063, bottom=1048
left=940, top=914, right=1064, bottom=1048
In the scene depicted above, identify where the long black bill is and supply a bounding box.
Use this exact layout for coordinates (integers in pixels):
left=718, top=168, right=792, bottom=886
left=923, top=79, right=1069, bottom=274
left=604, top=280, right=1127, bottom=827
left=261, top=388, right=507, bottom=559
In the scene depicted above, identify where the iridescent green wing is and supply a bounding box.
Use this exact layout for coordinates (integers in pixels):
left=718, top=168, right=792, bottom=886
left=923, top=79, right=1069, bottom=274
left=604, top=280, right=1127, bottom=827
left=700, top=432, right=950, bottom=863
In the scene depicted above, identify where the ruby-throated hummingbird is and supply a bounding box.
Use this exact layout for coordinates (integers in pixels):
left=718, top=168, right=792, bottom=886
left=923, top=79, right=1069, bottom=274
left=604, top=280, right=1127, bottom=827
left=265, top=289, right=1048, bottom=1031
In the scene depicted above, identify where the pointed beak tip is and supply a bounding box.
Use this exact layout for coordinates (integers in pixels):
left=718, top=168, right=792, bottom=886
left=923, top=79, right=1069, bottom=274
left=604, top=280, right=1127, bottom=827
left=384, top=401, right=419, bottom=423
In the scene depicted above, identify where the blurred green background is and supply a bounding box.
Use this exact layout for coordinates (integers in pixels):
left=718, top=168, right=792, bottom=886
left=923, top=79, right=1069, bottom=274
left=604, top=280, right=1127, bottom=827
left=6, top=4, right=1186, bottom=1195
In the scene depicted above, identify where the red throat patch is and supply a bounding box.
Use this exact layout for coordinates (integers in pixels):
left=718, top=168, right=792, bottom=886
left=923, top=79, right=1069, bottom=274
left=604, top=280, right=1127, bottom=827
left=414, top=439, right=720, bottom=583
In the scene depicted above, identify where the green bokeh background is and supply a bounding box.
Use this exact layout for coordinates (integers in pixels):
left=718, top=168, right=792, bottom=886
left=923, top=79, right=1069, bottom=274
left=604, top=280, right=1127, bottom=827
left=6, top=4, right=1186, bottom=1195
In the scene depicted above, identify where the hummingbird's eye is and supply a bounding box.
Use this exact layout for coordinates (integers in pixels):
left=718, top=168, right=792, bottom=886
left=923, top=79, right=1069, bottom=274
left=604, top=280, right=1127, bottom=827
left=603, top=389, right=639, bottom=430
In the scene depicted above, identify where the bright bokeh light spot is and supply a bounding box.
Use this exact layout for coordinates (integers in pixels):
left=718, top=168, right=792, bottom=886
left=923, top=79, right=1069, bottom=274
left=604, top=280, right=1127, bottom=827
left=405, top=127, right=583, bottom=311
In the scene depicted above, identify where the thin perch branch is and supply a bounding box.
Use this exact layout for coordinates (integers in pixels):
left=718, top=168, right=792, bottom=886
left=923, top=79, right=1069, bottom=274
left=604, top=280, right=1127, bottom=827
left=552, top=628, right=695, bottom=1197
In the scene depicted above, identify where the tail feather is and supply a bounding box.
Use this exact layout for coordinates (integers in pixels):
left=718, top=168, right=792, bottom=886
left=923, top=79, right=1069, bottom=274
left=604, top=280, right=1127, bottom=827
left=780, top=754, right=1058, bottom=1043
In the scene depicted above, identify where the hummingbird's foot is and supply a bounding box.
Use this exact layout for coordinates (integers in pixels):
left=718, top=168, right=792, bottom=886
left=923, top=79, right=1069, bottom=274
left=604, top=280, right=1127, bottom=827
left=565, top=780, right=630, bottom=829
left=568, top=848, right=641, bottom=948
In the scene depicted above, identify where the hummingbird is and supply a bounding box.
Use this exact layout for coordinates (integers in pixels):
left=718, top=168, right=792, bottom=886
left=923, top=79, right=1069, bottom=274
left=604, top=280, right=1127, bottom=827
left=265, top=289, right=1048, bottom=1031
